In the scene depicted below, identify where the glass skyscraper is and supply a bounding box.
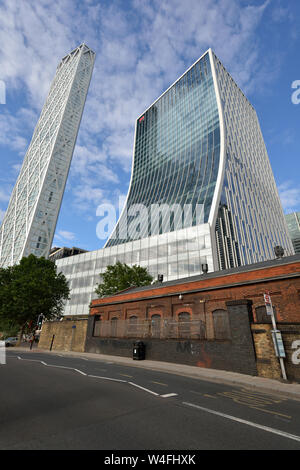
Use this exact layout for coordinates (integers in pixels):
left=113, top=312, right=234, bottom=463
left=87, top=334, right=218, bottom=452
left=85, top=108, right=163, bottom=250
left=0, top=44, right=95, bottom=268
left=285, top=212, right=300, bottom=254
left=56, top=49, right=293, bottom=316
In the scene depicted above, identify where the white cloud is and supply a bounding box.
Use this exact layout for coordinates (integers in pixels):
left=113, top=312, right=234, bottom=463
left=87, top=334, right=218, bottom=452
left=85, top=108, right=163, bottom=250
left=0, top=189, right=10, bottom=203
left=54, top=230, right=76, bottom=242
left=278, top=181, right=300, bottom=213
left=0, top=0, right=275, bottom=221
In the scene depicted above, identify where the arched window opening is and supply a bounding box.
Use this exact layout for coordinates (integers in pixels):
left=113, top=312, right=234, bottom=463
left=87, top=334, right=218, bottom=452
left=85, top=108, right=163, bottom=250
left=128, top=315, right=138, bottom=337
left=151, top=314, right=161, bottom=338
left=178, top=312, right=191, bottom=339
left=111, top=317, right=118, bottom=337
left=93, top=315, right=101, bottom=337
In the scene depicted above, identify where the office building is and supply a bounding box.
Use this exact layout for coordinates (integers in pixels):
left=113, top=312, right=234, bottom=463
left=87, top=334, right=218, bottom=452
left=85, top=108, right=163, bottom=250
left=56, top=49, right=293, bottom=316
left=0, top=44, right=95, bottom=267
left=285, top=211, right=300, bottom=254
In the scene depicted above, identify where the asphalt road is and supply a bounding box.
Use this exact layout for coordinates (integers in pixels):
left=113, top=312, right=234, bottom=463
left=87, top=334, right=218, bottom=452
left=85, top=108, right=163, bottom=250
left=1, top=350, right=300, bottom=450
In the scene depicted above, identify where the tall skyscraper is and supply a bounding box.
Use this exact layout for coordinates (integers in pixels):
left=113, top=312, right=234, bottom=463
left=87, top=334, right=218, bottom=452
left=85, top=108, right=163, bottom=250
left=56, top=48, right=293, bottom=316
left=0, top=44, right=95, bottom=268
left=285, top=212, right=300, bottom=254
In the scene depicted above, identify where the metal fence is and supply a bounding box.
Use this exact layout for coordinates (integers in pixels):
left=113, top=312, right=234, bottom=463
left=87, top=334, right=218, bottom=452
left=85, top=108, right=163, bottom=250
left=93, top=317, right=210, bottom=340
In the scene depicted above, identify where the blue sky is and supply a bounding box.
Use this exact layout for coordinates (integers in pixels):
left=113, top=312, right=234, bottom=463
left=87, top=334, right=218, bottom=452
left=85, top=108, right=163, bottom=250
left=0, top=0, right=299, bottom=252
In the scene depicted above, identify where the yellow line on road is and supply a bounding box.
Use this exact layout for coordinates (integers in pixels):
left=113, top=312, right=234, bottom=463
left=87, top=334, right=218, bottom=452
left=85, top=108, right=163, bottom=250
left=248, top=406, right=291, bottom=419
left=151, top=381, right=168, bottom=386
left=118, top=373, right=133, bottom=378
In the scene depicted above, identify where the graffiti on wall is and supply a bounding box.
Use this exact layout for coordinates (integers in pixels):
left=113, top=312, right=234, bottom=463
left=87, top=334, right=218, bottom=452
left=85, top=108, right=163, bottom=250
left=175, top=341, right=212, bottom=368
left=291, top=340, right=300, bottom=365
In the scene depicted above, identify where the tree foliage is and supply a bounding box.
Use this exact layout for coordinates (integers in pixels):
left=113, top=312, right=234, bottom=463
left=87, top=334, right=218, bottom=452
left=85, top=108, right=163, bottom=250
left=95, top=261, right=153, bottom=298
left=0, top=254, right=70, bottom=334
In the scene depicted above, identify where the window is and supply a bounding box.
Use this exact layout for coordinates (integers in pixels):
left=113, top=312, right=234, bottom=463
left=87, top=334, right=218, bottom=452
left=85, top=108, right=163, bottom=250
left=93, top=315, right=101, bottom=337
left=151, top=314, right=161, bottom=338
left=212, top=309, right=231, bottom=340
left=178, top=312, right=191, bottom=339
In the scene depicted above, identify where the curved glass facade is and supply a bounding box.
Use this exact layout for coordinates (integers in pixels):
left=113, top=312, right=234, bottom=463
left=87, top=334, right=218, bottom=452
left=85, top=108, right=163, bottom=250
left=55, top=48, right=294, bottom=316
left=212, top=52, right=294, bottom=269
left=107, top=52, right=220, bottom=246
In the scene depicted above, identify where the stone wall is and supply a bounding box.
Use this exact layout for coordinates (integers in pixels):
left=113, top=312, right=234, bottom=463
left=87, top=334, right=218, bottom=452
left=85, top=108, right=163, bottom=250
left=251, top=323, right=300, bottom=382
left=39, top=319, right=88, bottom=352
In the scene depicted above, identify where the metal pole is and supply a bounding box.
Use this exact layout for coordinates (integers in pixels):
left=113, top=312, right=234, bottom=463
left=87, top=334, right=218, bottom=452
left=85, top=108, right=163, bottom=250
left=268, top=296, right=287, bottom=381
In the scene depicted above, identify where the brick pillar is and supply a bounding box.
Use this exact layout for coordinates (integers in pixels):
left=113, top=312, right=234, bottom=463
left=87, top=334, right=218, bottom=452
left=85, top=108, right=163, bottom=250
left=225, top=299, right=257, bottom=376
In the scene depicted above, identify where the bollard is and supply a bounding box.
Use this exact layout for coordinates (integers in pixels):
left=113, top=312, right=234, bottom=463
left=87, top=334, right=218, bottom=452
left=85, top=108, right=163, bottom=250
left=50, top=334, right=55, bottom=351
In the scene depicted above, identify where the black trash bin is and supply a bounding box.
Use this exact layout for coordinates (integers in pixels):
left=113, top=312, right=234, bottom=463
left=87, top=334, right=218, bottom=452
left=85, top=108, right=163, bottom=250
left=133, top=341, right=145, bottom=360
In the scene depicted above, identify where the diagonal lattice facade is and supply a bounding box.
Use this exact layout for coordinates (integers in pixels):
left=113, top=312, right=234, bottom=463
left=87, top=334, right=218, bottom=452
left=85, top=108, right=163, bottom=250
left=0, top=44, right=95, bottom=268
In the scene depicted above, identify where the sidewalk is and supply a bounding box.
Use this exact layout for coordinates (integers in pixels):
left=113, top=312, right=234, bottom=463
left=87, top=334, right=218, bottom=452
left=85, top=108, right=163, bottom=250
left=13, top=346, right=300, bottom=401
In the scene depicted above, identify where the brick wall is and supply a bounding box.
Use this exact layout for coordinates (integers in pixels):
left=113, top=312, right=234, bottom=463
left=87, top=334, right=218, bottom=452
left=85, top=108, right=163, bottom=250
left=251, top=324, right=300, bottom=383
left=39, top=319, right=88, bottom=352
left=86, top=300, right=258, bottom=376
left=88, top=259, right=300, bottom=380
left=251, top=324, right=282, bottom=380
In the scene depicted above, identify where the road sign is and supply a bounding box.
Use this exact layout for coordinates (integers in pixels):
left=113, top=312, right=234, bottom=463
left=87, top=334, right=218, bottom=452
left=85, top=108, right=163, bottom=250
left=271, top=330, right=286, bottom=358
left=264, top=292, right=273, bottom=315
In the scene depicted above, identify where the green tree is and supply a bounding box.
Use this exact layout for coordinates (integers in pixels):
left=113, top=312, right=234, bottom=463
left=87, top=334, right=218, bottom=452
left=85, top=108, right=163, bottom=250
left=0, top=254, right=70, bottom=340
left=95, top=261, right=153, bottom=298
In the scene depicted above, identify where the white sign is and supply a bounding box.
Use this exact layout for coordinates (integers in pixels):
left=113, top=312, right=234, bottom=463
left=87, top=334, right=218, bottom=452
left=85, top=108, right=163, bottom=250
left=264, top=292, right=273, bottom=316
left=271, top=330, right=286, bottom=358
left=264, top=293, right=271, bottom=305
left=0, top=341, right=6, bottom=365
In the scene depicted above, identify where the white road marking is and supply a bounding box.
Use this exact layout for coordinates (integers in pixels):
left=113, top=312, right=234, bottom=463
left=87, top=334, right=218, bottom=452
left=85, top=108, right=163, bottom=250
left=74, top=369, right=87, bottom=376
left=183, top=402, right=300, bottom=443
left=88, top=375, right=127, bottom=383
left=14, top=355, right=178, bottom=399
left=160, top=393, right=178, bottom=398
left=17, top=357, right=43, bottom=363
left=128, top=382, right=160, bottom=396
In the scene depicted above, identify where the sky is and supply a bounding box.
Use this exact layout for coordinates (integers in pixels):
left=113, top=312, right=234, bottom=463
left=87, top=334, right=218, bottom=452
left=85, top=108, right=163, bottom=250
left=0, top=0, right=299, bottom=252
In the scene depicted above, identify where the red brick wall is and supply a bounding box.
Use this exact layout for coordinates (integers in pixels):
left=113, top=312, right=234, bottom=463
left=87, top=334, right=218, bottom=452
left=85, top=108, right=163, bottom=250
left=90, top=275, right=300, bottom=326
left=91, top=261, right=300, bottom=313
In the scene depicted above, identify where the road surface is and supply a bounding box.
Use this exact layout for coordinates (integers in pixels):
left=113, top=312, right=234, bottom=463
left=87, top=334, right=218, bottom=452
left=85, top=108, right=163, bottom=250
left=1, top=350, right=300, bottom=450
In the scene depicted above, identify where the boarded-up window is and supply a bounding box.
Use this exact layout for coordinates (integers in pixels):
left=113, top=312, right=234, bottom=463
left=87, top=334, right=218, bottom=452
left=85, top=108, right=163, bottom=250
left=151, top=314, right=161, bottom=338
left=255, top=306, right=276, bottom=324
left=178, top=312, right=191, bottom=339
left=212, top=309, right=231, bottom=340
left=128, top=316, right=138, bottom=337
left=93, top=315, right=101, bottom=337
left=111, top=317, right=118, bottom=337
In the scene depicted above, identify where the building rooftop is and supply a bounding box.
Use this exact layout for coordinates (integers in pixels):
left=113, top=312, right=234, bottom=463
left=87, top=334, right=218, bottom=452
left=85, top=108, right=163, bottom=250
left=93, top=254, right=300, bottom=305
